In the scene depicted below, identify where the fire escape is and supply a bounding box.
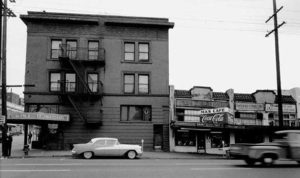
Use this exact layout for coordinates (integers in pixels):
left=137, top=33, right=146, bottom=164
left=58, top=43, right=105, bottom=126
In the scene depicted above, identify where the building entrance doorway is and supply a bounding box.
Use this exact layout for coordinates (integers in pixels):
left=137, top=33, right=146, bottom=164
left=197, top=133, right=206, bottom=153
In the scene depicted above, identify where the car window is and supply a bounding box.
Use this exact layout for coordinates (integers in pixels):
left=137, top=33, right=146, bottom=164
left=94, top=140, right=105, bottom=146
left=106, top=140, right=117, bottom=146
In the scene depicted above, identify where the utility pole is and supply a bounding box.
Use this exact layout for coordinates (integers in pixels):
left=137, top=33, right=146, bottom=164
left=265, top=0, right=285, bottom=129
left=1, top=0, right=16, bottom=157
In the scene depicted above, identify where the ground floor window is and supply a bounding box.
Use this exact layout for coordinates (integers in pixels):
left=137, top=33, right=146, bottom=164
left=175, top=131, right=196, bottom=146
left=120, top=105, right=151, bottom=121
left=210, top=132, right=229, bottom=148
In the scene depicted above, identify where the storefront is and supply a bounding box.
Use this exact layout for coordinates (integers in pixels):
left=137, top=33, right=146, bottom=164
left=170, top=107, right=233, bottom=154
left=7, top=112, right=70, bottom=150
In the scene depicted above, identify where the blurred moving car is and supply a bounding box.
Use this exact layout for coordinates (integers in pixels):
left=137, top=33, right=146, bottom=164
left=229, top=130, right=300, bottom=166
left=71, top=137, right=143, bottom=159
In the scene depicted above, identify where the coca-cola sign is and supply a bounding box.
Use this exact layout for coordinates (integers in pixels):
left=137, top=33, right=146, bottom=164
left=185, top=113, right=227, bottom=127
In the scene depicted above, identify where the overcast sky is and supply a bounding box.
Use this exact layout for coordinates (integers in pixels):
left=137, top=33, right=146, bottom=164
left=5, top=0, right=300, bottom=96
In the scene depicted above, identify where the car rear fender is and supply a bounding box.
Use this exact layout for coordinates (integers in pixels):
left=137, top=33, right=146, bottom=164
left=249, top=146, right=281, bottom=159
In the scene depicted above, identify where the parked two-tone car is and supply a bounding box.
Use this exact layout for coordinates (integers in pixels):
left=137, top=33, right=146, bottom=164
left=71, top=137, right=143, bottom=159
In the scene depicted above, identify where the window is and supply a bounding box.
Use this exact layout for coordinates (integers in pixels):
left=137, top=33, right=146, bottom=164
left=94, top=140, right=105, bottom=146
left=65, top=73, right=76, bottom=92
left=66, top=40, right=77, bottom=59
left=124, top=42, right=135, bottom=61
left=138, top=74, right=149, bottom=94
left=87, top=73, right=98, bottom=92
left=124, top=74, right=135, bottom=93
left=138, top=43, right=149, bottom=61
left=50, top=73, right=61, bottom=91
left=210, top=132, right=229, bottom=148
left=121, top=105, right=151, bottom=121
left=106, top=140, right=117, bottom=146
left=88, top=41, right=99, bottom=60
left=175, top=131, right=196, bottom=146
left=51, top=40, right=62, bottom=59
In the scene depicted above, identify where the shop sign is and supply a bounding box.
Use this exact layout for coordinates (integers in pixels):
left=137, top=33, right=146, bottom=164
left=265, top=104, right=296, bottom=113
left=235, top=103, right=264, bottom=111
left=185, top=107, right=232, bottom=115
left=7, top=112, right=70, bottom=122
left=185, top=113, right=228, bottom=127
left=176, top=99, right=229, bottom=108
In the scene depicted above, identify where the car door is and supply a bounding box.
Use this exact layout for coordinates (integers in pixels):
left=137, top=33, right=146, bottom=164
left=102, top=139, right=120, bottom=156
left=93, top=140, right=106, bottom=156
left=289, top=133, right=300, bottom=159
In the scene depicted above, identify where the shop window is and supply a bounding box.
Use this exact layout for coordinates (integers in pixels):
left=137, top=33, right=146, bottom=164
left=120, top=105, right=151, bottom=121
left=234, top=112, right=240, bottom=118
left=51, top=40, right=62, bottom=59
left=175, top=131, right=196, bottom=146
left=257, top=113, right=263, bottom=119
left=210, top=132, right=229, bottom=148
left=88, top=41, right=99, bottom=60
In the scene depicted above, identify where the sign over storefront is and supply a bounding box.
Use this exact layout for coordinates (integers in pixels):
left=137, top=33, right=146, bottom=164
left=176, top=99, right=229, bottom=108
left=235, top=103, right=264, bottom=111
left=265, top=104, right=296, bottom=113
left=7, top=112, right=70, bottom=122
left=184, top=108, right=233, bottom=127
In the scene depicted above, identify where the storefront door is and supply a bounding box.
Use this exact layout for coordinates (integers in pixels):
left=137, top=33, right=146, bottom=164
left=197, top=133, right=206, bottom=153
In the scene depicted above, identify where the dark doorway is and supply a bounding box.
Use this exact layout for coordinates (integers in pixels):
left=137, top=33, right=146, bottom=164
left=197, top=132, right=206, bottom=153
left=153, top=124, right=163, bottom=150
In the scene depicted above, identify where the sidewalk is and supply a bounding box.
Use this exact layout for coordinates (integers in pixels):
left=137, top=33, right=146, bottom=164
left=1, top=146, right=226, bottom=159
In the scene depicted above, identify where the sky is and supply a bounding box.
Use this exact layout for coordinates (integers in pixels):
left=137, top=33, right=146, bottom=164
left=5, top=0, right=300, bottom=97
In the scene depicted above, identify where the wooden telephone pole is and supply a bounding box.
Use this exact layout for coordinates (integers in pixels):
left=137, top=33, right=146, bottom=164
left=1, top=0, right=16, bottom=157
left=265, top=0, right=285, bottom=129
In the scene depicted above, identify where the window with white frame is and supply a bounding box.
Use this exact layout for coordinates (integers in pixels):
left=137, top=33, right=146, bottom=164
left=124, top=42, right=135, bottom=61
left=88, top=41, right=99, bottom=60
left=66, top=40, right=77, bottom=59
left=50, top=72, right=61, bottom=91
left=138, top=74, right=149, bottom=94
left=87, top=73, right=98, bottom=92
left=65, top=73, right=76, bottom=92
left=124, top=74, right=135, bottom=93
left=51, top=40, right=62, bottom=59
left=138, top=43, right=149, bottom=61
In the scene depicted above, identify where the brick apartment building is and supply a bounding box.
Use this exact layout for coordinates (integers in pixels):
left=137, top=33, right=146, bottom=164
left=20, top=11, right=174, bottom=150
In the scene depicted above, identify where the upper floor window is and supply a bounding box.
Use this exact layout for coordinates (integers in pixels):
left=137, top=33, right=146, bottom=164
left=124, top=42, right=135, bottom=61
left=87, top=73, right=98, bottom=92
left=138, top=74, right=149, bottom=94
left=51, top=40, right=62, bottom=59
left=138, top=43, right=149, bottom=61
left=50, top=72, right=61, bottom=91
left=124, top=74, right=135, bottom=93
left=66, top=40, right=77, bottom=60
left=88, top=41, right=99, bottom=60
left=120, top=105, right=152, bottom=121
left=65, top=73, right=76, bottom=92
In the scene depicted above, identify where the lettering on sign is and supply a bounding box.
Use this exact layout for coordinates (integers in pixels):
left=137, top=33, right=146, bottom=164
left=176, top=99, right=229, bottom=108
left=265, top=104, right=296, bottom=113
left=7, top=112, right=70, bottom=122
left=235, top=103, right=264, bottom=111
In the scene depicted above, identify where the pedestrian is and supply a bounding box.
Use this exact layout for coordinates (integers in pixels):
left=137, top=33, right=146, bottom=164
left=6, top=132, right=13, bottom=157
left=28, top=131, right=32, bottom=144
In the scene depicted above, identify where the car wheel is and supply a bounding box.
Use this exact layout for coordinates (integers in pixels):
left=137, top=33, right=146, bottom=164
left=244, top=158, right=256, bottom=166
left=262, top=156, right=275, bottom=166
left=127, top=150, right=137, bottom=159
left=83, top=151, right=93, bottom=159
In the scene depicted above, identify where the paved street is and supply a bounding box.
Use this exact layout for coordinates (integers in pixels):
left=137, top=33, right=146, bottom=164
left=1, top=158, right=300, bottom=178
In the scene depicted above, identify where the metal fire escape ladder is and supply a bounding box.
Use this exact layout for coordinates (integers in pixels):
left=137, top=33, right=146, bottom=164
left=67, top=60, right=93, bottom=95
left=67, top=95, right=87, bottom=123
